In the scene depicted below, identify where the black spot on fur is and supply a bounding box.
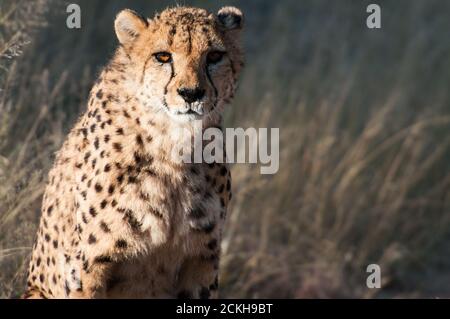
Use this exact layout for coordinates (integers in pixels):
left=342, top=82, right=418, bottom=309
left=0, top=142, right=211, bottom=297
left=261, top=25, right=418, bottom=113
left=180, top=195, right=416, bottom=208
left=190, top=166, right=199, bottom=175
left=220, top=166, right=227, bottom=176
left=64, top=280, right=70, bottom=295
left=113, top=142, right=122, bottom=152
left=84, top=151, right=91, bottom=164
left=133, top=152, right=142, bottom=164
left=94, top=255, right=112, bottom=263
left=204, top=191, right=213, bottom=199
left=200, top=222, right=215, bottom=234
left=207, top=239, right=218, bottom=250
left=128, top=176, right=137, bottom=184
left=115, top=239, right=128, bottom=249
left=89, top=206, right=97, bottom=217
left=100, top=221, right=110, bottom=233
left=144, top=168, right=157, bottom=177
left=83, top=260, right=89, bottom=271
left=88, top=234, right=97, bottom=244
left=81, top=128, right=88, bottom=138
left=136, top=134, right=143, bottom=146
left=123, top=209, right=142, bottom=231
left=189, top=207, right=205, bottom=219
left=94, top=183, right=103, bottom=193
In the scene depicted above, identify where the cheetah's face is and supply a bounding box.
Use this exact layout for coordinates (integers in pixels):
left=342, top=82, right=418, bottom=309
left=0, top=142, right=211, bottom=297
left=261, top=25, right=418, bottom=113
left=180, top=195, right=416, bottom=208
left=115, top=7, right=244, bottom=123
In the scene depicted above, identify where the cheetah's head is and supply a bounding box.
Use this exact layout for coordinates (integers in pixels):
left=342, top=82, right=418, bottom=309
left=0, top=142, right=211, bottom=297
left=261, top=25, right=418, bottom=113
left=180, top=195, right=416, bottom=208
left=114, top=6, right=244, bottom=124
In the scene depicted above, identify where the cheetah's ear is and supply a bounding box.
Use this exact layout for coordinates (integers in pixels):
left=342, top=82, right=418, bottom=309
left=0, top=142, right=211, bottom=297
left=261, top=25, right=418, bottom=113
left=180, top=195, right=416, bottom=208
left=115, top=9, right=148, bottom=45
left=217, top=7, right=244, bottom=31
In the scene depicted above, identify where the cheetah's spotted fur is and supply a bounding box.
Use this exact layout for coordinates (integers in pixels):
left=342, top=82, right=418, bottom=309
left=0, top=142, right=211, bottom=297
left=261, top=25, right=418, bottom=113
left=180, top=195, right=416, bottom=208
left=24, top=6, right=244, bottom=299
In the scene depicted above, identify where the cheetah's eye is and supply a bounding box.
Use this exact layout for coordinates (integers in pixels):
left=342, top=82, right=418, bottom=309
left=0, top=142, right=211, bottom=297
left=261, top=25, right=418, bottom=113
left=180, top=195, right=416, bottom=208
left=154, top=52, right=172, bottom=63
left=207, top=51, right=225, bottom=64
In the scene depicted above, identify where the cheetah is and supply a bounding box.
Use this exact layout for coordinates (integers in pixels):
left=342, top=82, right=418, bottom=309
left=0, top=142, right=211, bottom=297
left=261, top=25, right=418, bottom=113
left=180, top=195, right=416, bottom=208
left=23, top=6, right=244, bottom=299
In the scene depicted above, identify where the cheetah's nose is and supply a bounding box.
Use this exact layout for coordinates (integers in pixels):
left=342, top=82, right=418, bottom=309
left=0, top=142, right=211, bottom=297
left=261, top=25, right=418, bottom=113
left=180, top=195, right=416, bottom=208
left=177, top=87, right=205, bottom=104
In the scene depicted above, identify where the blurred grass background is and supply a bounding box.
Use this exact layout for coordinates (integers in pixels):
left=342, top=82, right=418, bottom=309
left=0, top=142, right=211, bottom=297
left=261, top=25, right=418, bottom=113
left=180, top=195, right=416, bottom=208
left=1, top=0, right=449, bottom=298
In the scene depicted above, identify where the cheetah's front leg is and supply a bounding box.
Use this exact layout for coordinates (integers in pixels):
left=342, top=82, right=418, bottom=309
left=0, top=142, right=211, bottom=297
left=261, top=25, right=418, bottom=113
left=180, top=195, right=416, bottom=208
left=176, top=253, right=220, bottom=299
left=175, top=163, right=232, bottom=299
left=64, top=208, right=153, bottom=298
left=175, top=227, right=223, bottom=299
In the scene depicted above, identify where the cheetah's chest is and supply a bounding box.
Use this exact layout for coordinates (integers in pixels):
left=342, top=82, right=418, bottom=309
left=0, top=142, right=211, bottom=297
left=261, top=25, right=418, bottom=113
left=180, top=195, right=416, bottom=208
left=132, top=162, right=222, bottom=248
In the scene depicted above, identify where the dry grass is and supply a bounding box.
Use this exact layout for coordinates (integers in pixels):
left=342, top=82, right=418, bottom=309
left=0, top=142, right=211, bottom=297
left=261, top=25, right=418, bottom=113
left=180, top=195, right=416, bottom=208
left=1, top=0, right=449, bottom=298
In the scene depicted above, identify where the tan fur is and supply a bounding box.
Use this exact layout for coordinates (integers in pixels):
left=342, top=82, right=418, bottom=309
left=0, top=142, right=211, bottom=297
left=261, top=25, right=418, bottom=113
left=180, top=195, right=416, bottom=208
left=24, top=6, right=243, bottom=299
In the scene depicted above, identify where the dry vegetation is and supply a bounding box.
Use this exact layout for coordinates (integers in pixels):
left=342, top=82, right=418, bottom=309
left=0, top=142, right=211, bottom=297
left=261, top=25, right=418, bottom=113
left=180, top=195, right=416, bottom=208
left=1, top=0, right=449, bottom=298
